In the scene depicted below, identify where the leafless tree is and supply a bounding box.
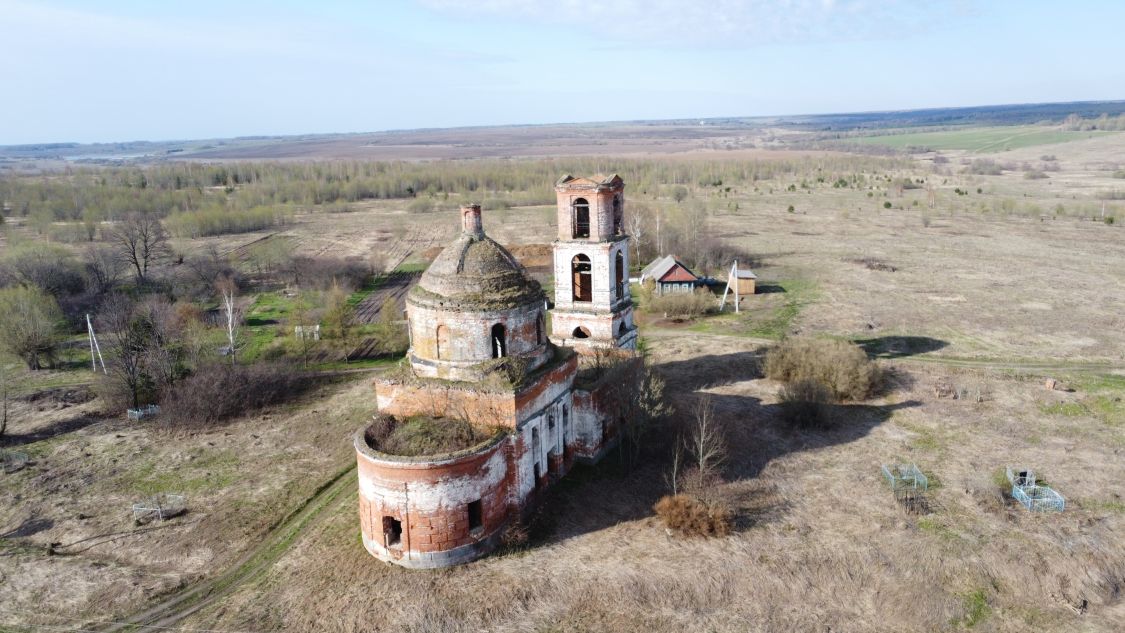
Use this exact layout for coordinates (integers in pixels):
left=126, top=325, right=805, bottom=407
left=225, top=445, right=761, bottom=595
left=97, top=294, right=153, bottom=410
left=216, top=275, right=241, bottom=364
left=665, top=433, right=685, bottom=495
left=110, top=212, right=170, bottom=284
left=687, top=395, right=727, bottom=490
left=83, top=244, right=125, bottom=295
left=136, top=297, right=184, bottom=390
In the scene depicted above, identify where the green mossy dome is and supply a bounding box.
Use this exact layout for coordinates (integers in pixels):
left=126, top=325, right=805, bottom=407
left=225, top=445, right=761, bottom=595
left=411, top=233, right=544, bottom=310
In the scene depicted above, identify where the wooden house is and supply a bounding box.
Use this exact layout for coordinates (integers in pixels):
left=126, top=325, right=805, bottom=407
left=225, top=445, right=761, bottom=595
left=640, top=255, right=701, bottom=296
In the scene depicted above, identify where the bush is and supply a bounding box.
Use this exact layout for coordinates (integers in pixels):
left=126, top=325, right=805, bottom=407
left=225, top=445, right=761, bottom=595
left=777, top=379, right=834, bottom=428
left=883, top=201, right=892, bottom=209
left=1024, top=169, right=1048, bottom=180
left=764, top=337, right=881, bottom=401
left=648, top=288, right=715, bottom=320
left=653, top=494, right=731, bottom=537
left=965, top=159, right=1003, bottom=175
left=161, top=362, right=313, bottom=428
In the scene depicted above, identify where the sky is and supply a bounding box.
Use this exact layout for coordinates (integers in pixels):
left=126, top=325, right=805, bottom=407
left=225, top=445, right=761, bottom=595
left=1, top=0, right=1123, bottom=145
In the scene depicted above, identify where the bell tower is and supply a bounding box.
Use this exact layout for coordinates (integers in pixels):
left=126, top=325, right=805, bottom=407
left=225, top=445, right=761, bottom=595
left=549, top=174, right=636, bottom=352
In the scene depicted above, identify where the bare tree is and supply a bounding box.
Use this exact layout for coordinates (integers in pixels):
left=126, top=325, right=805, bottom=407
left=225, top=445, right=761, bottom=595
left=216, top=275, right=241, bottom=364
left=136, top=297, right=185, bottom=390
left=110, top=212, right=170, bottom=284
left=687, top=395, right=727, bottom=490
left=665, top=433, right=685, bottom=495
left=83, top=244, right=125, bottom=295
left=97, top=294, right=154, bottom=410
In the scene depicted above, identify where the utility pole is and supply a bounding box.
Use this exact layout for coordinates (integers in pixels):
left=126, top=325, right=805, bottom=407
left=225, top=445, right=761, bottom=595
left=86, top=314, right=106, bottom=374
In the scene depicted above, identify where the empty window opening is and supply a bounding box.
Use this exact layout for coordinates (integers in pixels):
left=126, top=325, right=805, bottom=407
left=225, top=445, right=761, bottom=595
left=548, top=413, right=555, bottom=429
left=532, top=426, right=542, bottom=488
left=491, top=323, right=506, bottom=358
left=619, top=321, right=628, bottom=337
left=615, top=251, right=625, bottom=300
left=536, top=313, right=545, bottom=345
left=572, top=254, right=592, bottom=302
left=467, top=499, right=483, bottom=531
left=572, top=326, right=591, bottom=339
left=435, top=324, right=449, bottom=360
left=573, top=198, right=590, bottom=238
left=613, top=195, right=623, bottom=236
left=382, top=516, right=402, bottom=547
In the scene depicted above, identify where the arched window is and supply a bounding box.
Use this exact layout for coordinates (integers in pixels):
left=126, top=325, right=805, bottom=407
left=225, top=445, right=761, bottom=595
left=435, top=324, right=449, bottom=359
left=491, top=323, right=506, bottom=358
left=536, top=312, right=545, bottom=345
left=613, top=195, right=623, bottom=236
left=572, top=326, right=591, bottom=339
left=618, top=321, right=628, bottom=337
left=614, top=251, right=625, bottom=300
left=571, top=254, right=592, bottom=302
left=573, top=198, right=590, bottom=238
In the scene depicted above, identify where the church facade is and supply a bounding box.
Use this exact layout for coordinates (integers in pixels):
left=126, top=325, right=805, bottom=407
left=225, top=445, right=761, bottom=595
left=355, top=174, right=636, bottom=568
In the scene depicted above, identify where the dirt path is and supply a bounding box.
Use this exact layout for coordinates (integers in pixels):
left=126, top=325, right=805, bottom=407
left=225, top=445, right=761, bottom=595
left=97, top=464, right=356, bottom=632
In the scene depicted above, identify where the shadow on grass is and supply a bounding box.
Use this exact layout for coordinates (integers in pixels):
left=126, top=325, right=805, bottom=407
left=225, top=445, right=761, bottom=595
left=754, top=283, right=787, bottom=294
left=1, top=414, right=101, bottom=448
left=528, top=349, right=920, bottom=547
left=855, top=335, right=948, bottom=359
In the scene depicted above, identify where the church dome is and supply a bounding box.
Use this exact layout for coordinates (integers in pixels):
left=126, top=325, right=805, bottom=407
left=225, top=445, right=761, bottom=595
left=410, top=207, right=544, bottom=310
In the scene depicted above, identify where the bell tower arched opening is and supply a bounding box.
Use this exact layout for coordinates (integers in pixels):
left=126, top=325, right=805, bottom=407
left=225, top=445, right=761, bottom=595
left=614, top=251, right=625, bottom=300
left=573, top=198, right=590, bottom=238
left=571, top=254, right=592, bottom=302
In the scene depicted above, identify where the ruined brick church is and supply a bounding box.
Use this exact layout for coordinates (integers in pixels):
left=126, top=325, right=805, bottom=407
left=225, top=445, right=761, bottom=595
left=355, top=174, right=636, bottom=568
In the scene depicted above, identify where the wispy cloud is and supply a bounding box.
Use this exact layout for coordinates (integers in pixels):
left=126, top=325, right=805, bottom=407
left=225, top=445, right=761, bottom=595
left=418, top=0, right=978, bottom=46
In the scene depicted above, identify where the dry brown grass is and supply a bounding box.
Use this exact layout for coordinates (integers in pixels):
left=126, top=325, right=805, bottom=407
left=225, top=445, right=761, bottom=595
left=6, top=136, right=1125, bottom=632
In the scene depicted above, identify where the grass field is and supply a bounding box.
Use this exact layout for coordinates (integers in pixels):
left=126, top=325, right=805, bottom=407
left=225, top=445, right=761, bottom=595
left=4, top=129, right=1125, bottom=632
left=849, top=125, right=1116, bottom=152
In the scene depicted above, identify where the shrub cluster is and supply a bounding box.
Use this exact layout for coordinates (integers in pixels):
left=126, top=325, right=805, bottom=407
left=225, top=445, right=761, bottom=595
left=764, top=337, right=881, bottom=402
left=653, top=494, right=731, bottom=537
left=161, top=362, right=312, bottom=428
left=648, top=289, right=715, bottom=320
left=777, top=379, right=834, bottom=428
left=165, top=206, right=293, bottom=238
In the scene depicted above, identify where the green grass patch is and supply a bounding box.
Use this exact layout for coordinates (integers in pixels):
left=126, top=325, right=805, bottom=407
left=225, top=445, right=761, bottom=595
left=1039, top=401, right=1086, bottom=417
left=1039, top=395, right=1125, bottom=426
left=394, top=261, right=428, bottom=273
left=1081, top=499, right=1125, bottom=513
left=957, top=589, right=992, bottom=628
left=116, top=448, right=241, bottom=496
left=848, top=125, right=1115, bottom=153
left=684, top=278, right=816, bottom=340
